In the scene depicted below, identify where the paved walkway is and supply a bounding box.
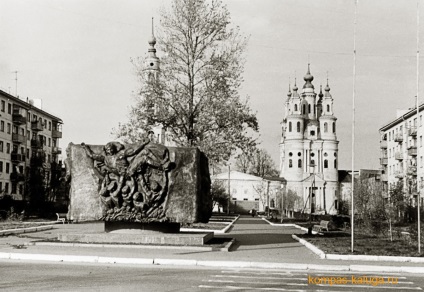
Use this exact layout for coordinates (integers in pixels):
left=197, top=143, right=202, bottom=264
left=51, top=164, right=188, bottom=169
left=0, top=216, right=423, bottom=272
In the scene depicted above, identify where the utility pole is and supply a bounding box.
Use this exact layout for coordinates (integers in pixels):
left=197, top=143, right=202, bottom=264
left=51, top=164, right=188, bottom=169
left=351, top=0, right=358, bottom=253
left=266, top=180, right=270, bottom=218
left=227, top=164, right=231, bottom=214
left=416, top=0, right=421, bottom=254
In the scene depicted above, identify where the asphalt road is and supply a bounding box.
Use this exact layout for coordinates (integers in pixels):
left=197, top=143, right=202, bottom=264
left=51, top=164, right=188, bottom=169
left=1, top=260, right=423, bottom=291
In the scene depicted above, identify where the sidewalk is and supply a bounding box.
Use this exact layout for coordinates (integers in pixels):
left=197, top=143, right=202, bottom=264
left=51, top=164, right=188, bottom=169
left=0, top=216, right=423, bottom=273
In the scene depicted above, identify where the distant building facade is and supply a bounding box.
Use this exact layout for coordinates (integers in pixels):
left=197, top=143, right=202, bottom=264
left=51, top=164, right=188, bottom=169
left=379, top=106, right=424, bottom=206
left=212, top=171, right=282, bottom=213
left=279, top=66, right=339, bottom=215
left=0, top=89, right=63, bottom=201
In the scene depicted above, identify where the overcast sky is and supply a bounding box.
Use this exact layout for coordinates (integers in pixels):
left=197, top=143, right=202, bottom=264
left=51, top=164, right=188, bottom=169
left=0, top=0, right=422, bottom=170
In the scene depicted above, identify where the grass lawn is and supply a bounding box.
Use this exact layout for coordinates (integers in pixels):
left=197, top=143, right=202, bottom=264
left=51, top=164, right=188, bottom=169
left=297, top=232, right=424, bottom=257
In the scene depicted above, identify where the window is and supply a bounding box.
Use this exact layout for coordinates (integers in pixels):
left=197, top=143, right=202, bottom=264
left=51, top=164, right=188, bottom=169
left=310, top=130, right=315, bottom=136
left=0, top=121, right=3, bottom=132
left=324, top=122, right=328, bottom=132
left=289, top=159, right=293, bottom=168
left=0, top=161, right=3, bottom=172
left=0, top=141, right=3, bottom=152
left=327, top=104, right=330, bottom=112
left=7, top=123, right=10, bottom=134
left=7, top=103, right=11, bottom=114
left=6, top=162, right=9, bottom=174
left=48, top=138, right=51, bottom=147
left=298, top=159, right=302, bottom=168
left=294, top=104, right=298, bottom=111
left=1, top=101, right=4, bottom=112
left=6, top=143, right=10, bottom=154
left=303, top=104, right=306, bottom=114
left=5, top=183, right=8, bottom=193
left=324, top=160, right=328, bottom=168
left=27, top=130, right=30, bottom=141
left=332, top=122, right=336, bottom=133
left=48, top=121, right=51, bottom=130
left=44, top=119, right=47, bottom=129
left=334, top=159, right=337, bottom=168
left=289, top=122, right=292, bottom=132
left=308, top=104, right=311, bottom=113
left=297, top=122, right=301, bottom=132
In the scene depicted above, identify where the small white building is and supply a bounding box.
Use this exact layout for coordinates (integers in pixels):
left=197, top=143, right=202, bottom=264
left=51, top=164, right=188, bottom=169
left=212, top=170, right=283, bottom=214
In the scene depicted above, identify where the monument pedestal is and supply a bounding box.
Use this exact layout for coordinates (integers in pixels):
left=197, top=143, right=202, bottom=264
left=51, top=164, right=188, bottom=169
left=58, top=232, right=213, bottom=246
left=104, top=221, right=180, bottom=233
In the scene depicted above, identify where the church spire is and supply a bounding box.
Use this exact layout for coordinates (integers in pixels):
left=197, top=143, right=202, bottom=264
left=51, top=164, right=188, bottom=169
left=145, top=17, right=160, bottom=79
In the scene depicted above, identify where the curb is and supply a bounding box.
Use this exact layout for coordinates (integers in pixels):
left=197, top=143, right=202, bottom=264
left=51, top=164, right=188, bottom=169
left=1, top=251, right=423, bottom=273
left=0, top=225, right=54, bottom=236
left=292, top=233, right=424, bottom=263
left=262, top=218, right=320, bottom=234
left=180, top=215, right=239, bottom=234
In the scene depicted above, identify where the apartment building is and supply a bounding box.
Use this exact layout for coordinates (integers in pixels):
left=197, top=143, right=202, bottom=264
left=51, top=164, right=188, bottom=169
left=0, top=89, right=63, bottom=201
left=379, top=106, right=424, bottom=206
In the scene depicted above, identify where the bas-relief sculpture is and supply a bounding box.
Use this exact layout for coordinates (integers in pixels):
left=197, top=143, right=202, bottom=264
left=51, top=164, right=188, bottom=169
left=67, top=136, right=212, bottom=224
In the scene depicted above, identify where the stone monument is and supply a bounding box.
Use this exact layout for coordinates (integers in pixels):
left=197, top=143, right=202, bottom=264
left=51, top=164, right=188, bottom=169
left=66, top=136, right=212, bottom=236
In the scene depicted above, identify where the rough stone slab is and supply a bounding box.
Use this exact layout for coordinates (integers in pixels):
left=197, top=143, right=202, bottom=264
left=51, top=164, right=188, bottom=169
left=58, top=232, right=214, bottom=246
left=67, top=144, right=212, bottom=223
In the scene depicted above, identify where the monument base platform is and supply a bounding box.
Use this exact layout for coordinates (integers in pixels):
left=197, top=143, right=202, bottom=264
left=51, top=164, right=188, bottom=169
left=57, top=232, right=214, bottom=246
left=104, top=221, right=181, bottom=234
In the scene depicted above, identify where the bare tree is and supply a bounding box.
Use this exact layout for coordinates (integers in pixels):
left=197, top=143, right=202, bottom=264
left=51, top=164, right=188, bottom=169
left=114, top=0, right=258, bottom=163
left=249, top=149, right=278, bottom=178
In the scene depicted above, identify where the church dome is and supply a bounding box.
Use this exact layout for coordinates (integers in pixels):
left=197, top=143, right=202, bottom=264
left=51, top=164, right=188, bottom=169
left=303, top=65, right=314, bottom=89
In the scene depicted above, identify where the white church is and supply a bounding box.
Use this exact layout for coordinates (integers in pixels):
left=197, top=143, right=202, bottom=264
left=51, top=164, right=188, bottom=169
left=279, top=66, right=339, bottom=215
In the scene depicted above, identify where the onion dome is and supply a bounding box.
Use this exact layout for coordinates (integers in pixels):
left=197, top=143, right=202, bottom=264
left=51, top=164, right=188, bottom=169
left=148, top=35, right=156, bottom=46
left=293, top=78, right=298, bottom=92
left=324, top=79, right=331, bottom=97
left=303, top=64, right=314, bottom=89
left=318, top=85, right=323, bottom=101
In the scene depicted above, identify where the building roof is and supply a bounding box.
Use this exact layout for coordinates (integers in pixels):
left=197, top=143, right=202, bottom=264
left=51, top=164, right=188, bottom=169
left=212, top=170, right=263, bottom=181
left=379, top=103, right=424, bottom=131
left=0, top=89, right=63, bottom=123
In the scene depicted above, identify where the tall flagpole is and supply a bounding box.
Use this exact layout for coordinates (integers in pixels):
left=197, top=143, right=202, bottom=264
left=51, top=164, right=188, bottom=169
left=417, top=0, right=421, bottom=254
left=351, top=0, right=358, bottom=253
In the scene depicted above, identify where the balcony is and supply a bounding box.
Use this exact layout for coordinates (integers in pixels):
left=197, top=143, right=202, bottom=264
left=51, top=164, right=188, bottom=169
left=394, top=133, right=403, bottom=142
left=11, top=133, right=25, bottom=144
left=408, top=146, right=417, bottom=156
left=395, top=152, right=404, bottom=160
left=408, top=166, right=417, bottom=176
left=52, top=129, right=62, bottom=139
left=409, top=127, right=417, bottom=137
left=31, top=120, right=44, bottom=131
left=380, top=140, right=388, bottom=149
left=10, top=172, right=25, bottom=182
left=380, top=157, right=388, bottom=165
left=395, top=171, right=405, bottom=179
left=12, top=110, right=27, bottom=125
left=11, top=152, right=25, bottom=163
left=31, top=139, right=43, bottom=149
left=52, top=147, right=62, bottom=155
